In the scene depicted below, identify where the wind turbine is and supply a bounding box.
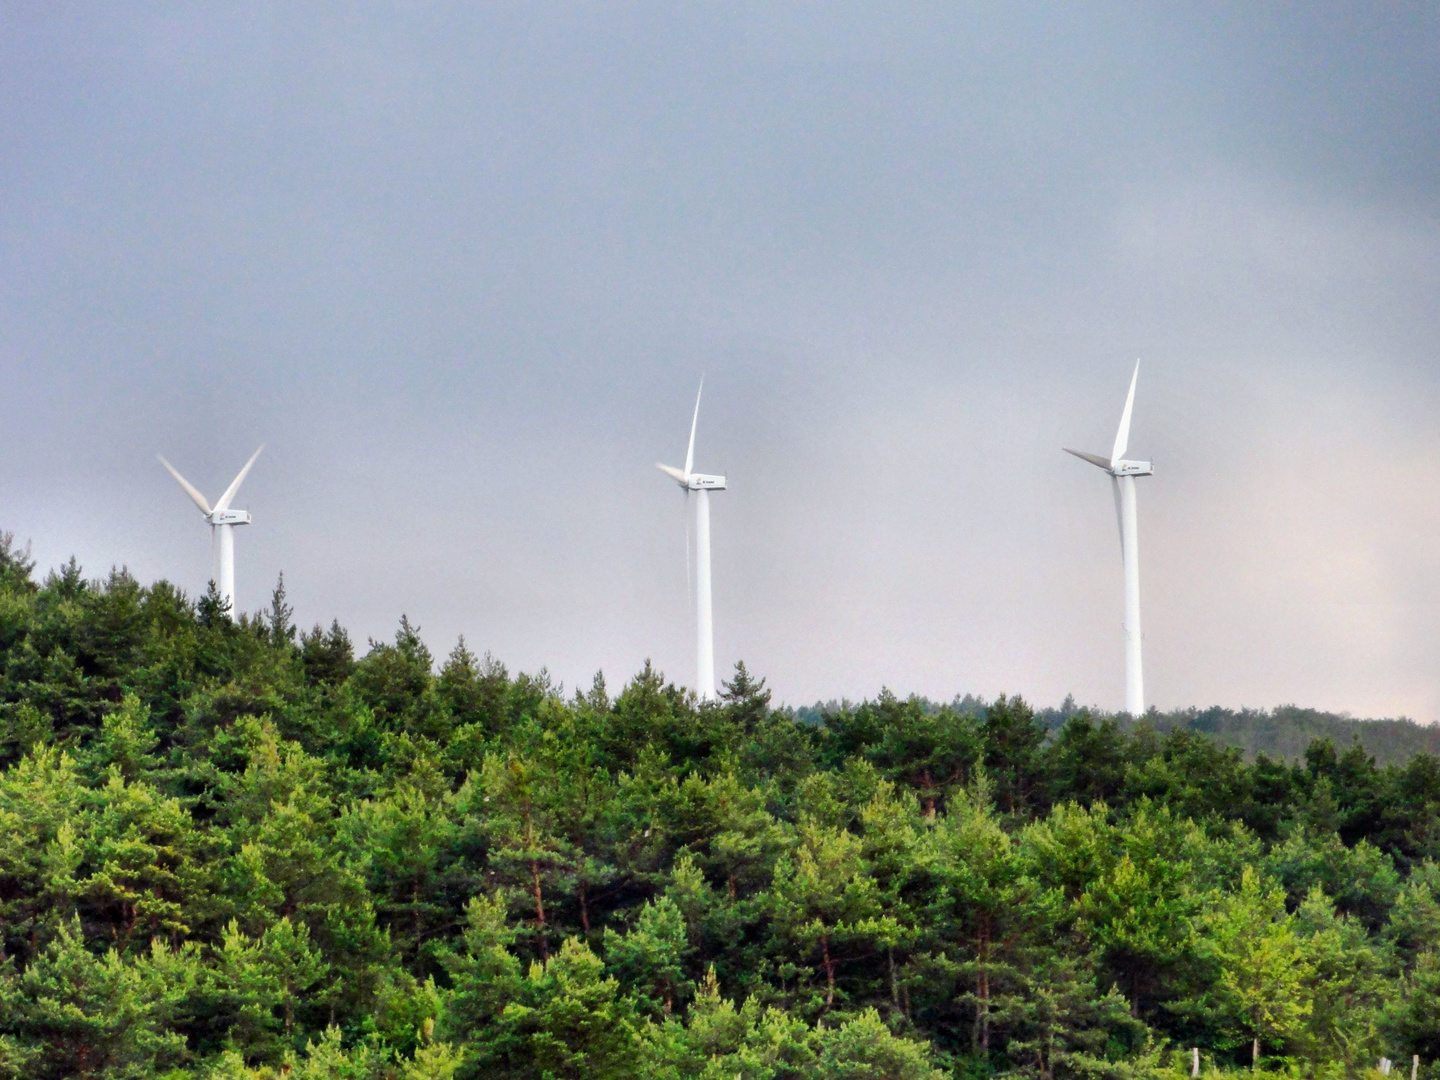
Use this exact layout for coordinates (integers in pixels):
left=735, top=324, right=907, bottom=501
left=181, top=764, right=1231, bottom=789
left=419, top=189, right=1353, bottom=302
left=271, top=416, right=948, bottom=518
left=1066, top=363, right=1152, bottom=715
left=159, top=446, right=264, bottom=615
left=657, top=379, right=727, bottom=701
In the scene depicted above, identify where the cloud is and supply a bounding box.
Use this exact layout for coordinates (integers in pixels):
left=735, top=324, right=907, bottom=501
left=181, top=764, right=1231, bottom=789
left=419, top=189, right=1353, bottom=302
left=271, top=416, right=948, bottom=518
left=1, top=3, right=1437, bottom=719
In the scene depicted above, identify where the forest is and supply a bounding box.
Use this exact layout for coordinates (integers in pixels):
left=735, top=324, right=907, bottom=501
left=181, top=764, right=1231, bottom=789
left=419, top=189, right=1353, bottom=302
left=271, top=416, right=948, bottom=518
left=0, top=534, right=1438, bottom=1079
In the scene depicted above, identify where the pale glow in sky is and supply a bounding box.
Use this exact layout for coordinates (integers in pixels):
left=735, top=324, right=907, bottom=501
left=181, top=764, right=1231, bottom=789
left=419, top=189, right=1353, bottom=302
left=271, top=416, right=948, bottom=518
left=2, top=4, right=1438, bottom=718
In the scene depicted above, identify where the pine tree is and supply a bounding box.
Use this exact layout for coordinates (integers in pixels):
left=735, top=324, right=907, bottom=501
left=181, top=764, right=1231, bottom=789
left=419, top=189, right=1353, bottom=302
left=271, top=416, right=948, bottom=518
left=769, top=821, right=893, bottom=1014
left=82, top=694, right=160, bottom=783
left=267, top=572, right=296, bottom=649
left=1194, top=866, right=1314, bottom=1066
left=0, top=916, right=200, bottom=1079
left=500, top=937, right=640, bottom=1080
left=1385, top=947, right=1440, bottom=1064
left=720, top=660, right=771, bottom=734
left=919, top=772, right=1035, bottom=1055
left=605, top=896, right=692, bottom=1016
left=1073, top=804, right=1200, bottom=1017
left=479, top=753, right=574, bottom=960
left=996, top=954, right=1148, bottom=1080
left=1293, top=885, right=1387, bottom=1067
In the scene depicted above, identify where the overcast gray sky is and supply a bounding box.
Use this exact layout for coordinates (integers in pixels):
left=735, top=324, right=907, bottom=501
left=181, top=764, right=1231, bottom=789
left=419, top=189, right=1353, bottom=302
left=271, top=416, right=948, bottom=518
left=2, top=3, right=1438, bottom=718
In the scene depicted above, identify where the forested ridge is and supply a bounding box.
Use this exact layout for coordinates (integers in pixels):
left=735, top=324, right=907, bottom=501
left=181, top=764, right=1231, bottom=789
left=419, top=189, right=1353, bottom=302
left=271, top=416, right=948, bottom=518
left=788, top=701, right=1440, bottom=771
left=1, top=535, right=1438, bottom=1080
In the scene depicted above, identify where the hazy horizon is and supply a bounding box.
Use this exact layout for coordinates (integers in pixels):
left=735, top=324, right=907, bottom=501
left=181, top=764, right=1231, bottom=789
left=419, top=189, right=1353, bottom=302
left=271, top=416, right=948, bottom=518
left=3, top=4, right=1438, bottom=720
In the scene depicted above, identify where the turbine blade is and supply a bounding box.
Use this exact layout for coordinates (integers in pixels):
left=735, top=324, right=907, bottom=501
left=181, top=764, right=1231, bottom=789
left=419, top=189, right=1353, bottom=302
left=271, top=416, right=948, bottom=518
left=1111, top=475, right=1126, bottom=564
left=1065, top=448, right=1113, bottom=471
left=657, top=463, right=688, bottom=484
left=683, top=377, right=703, bottom=479
left=1111, top=361, right=1139, bottom=466
left=158, top=456, right=211, bottom=514
left=214, top=445, right=264, bottom=512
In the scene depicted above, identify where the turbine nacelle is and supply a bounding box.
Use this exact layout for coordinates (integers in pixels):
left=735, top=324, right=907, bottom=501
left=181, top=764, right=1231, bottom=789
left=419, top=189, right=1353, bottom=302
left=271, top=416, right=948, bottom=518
left=207, top=509, right=252, bottom=526
left=1111, top=459, right=1153, bottom=477
left=657, top=464, right=727, bottom=490
left=1064, top=449, right=1153, bottom=477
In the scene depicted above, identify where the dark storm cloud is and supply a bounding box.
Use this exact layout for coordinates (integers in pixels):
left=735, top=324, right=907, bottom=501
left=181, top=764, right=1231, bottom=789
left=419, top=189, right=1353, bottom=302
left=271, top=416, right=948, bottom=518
left=1, top=3, right=1437, bottom=717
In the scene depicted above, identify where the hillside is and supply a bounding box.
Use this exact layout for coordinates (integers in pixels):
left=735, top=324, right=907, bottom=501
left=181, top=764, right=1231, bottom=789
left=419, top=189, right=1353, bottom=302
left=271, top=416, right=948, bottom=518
left=0, top=535, right=1437, bottom=1079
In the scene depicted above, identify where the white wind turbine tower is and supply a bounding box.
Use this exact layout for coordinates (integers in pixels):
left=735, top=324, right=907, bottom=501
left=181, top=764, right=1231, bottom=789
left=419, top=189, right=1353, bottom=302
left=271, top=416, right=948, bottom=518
left=159, top=446, right=264, bottom=615
left=657, top=380, right=727, bottom=701
left=1066, top=363, right=1153, bottom=715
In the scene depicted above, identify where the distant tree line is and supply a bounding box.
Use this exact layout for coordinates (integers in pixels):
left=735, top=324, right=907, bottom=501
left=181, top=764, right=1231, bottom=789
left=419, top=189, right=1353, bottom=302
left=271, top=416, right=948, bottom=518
left=1088, top=702, right=1440, bottom=767
left=794, top=697, right=1440, bottom=768
left=0, top=532, right=1436, bottom=1079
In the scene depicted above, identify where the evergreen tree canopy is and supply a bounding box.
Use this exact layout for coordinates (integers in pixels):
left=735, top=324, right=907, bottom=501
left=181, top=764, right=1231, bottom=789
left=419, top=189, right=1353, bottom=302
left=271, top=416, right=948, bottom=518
left=0, top=548, right=1435, bottom=1077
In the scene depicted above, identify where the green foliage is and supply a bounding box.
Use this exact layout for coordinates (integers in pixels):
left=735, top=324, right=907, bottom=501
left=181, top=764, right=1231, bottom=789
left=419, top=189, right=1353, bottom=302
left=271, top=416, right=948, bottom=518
left=605, top=896, right=692, bottom=1016
left=645, top=966, right=946, bottom=1079
left=769, top=819, right=893, bottom=1014
left=0, top=916, right=200, bottom=1079
left=1293, top=886, right=1388, bottom=1066
left=210, top=916, right=332, bottom=1061
left=1385, top=947, right=1440, bottom=1064
left=995, top=954, right=1149, bottom=1080
left=0, top=551, right=1433, bottom=1075
left=1189, top=868, right=1314, bottom=1064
